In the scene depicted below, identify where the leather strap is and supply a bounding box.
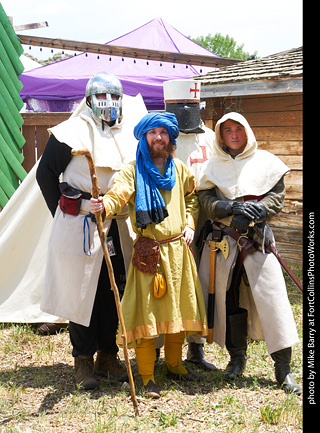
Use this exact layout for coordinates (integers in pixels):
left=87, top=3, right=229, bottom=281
left=251, top=226, right=303, bottom=292
left=214, top=221, right=261, bottom=253
left=214, top=221, right=303, bottom=293
left=81, top=191, right=105, bottom=200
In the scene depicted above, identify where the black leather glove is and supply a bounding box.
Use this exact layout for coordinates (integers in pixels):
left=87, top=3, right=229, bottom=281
left=230, top=215, right=251, bottom=233
left=231, top=202, right=261, bottom=220
left=214, top=201, right=233, bottom=219
left=249, top=202, right=268, bottom=221
left=214, top=200, right=268, bottom=222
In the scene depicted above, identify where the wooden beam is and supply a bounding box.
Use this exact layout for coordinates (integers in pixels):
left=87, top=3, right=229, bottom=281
left=16, top=34, right=243, bottom=69
left=200, top=78, right=303, bottom=97
left=13, top=22, right=48, bottom=31
left=21, top=112, right=70, bottom=126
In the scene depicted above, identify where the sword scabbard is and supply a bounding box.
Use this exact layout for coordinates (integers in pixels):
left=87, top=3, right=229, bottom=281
left=208, top=248, right=217, bottom=295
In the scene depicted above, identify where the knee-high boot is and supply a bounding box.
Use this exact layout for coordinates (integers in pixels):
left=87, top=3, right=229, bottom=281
left=225, top=308, right=248, bottom=379
left=270, top=347, right=301, bottom=394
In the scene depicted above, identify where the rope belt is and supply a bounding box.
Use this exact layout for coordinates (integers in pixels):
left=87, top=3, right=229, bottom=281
left=83, top=212, right=94, bottom=256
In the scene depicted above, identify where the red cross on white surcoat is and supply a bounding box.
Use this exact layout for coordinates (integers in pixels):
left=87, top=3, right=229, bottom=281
left=190, top=82, right=200, bottom=99
left=189, top=146, right=208, bottom=166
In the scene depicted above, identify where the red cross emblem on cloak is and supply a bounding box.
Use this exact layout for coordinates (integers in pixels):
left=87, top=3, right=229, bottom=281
left=190, top=83, right=200, bottom=99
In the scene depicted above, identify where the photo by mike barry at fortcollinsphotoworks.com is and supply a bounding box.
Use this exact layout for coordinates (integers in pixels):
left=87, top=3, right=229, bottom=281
left=306, top=212, right=316, bottom=407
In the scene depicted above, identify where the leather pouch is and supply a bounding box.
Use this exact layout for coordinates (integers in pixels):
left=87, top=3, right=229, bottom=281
left=132, top=236, right=160, bottom=274
left=59, top=182, right=83, bottom=216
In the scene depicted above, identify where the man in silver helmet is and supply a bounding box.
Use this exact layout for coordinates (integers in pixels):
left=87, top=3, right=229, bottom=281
left=36, top=71, right=147, bottom=390
left=85, top=71, right=123, bottom=128
left=154, top=79, right=216, bottom=371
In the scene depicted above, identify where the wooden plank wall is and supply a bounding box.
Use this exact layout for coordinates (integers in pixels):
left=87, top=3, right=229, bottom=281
left=21, top=112, right=70, bottom=173
left=201, top=92, right=303, bottom=265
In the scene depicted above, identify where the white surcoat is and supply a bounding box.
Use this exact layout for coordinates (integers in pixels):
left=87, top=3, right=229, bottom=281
left=41, top=95, right=147, bottom=326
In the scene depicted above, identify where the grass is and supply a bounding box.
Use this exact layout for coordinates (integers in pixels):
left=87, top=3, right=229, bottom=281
left=0, top=270, right=302, bottom=432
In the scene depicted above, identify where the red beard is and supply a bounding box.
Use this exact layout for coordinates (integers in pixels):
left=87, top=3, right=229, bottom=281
left=149, top=141, right=174, bottom=160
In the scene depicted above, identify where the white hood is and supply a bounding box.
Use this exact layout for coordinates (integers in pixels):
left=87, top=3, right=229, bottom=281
left=197, top=112, right=290, bottom=199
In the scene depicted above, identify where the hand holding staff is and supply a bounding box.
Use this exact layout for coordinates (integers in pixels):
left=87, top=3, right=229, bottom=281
left=71, top=149, right=139, bottom=417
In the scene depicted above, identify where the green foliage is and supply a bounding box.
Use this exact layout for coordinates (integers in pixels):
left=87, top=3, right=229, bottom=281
left=189, top=32, right=258, bottom=60
left=158, top=410, right=178, bottom=427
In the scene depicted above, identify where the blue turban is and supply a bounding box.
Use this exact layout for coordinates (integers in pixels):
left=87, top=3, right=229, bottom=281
left=134, top=112, right=179, bottom=228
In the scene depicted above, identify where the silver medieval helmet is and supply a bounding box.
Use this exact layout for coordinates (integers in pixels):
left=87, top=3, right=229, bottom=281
left=86, top=72, right=123, bottom=124
left=163, top=79, right=204, bottom=133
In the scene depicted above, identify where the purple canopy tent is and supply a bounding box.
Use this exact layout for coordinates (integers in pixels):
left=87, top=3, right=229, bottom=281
left=19, top=17, right=219, bottom=111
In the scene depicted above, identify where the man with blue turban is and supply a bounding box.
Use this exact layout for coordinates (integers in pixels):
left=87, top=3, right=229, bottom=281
left=90, top=112, right=208, bottom=398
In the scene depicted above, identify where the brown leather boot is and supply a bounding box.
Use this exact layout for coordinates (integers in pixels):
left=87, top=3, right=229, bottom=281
left=94, top=351, right=128, bottom=382
left=74, top=355, right=99, bottom=390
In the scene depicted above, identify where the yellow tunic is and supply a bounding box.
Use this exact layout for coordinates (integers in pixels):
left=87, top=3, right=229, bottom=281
left=103, top=158, right=208, bottom=347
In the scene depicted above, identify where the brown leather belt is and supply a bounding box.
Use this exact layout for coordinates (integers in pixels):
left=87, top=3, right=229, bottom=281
left=214, top=221, right=261, bottom=254
left=214, top=221, right=303, bottom=293
left=213, top=221, right=262, bottom=299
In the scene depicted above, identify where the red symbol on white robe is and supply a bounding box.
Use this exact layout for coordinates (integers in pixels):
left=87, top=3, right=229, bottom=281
left=189, top=146, right=208, bottom=166
left=190, top=83, right=200, bottom=99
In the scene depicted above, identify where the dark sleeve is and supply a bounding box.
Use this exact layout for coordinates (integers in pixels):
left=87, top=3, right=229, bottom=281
left=36, top=134, right=72, bottom=217
left=260, top=176, right=286, bottom=219
left=198, top=187, right=220, bottom=220
left=198, top=177, right=286, bottom=222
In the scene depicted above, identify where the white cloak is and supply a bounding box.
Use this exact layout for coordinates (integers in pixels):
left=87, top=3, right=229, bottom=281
left=0, top=161, right=63, bottom=323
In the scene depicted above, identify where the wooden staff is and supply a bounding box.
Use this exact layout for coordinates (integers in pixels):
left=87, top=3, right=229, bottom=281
left=71, top=149, right=139, bottom=417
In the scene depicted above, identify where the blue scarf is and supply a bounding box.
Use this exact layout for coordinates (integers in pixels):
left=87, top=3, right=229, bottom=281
left=134, top=112, right=179, bottom=228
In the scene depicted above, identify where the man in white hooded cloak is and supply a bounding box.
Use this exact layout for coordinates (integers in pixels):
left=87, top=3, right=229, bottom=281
left=197, top=112, right=301, bottom=394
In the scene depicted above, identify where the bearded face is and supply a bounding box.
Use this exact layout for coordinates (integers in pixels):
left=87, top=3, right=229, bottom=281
left=146, top=127, right=175, bottom=160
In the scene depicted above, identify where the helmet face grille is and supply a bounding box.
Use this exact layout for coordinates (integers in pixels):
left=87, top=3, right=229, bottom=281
left=91, top=94, right=122, bottom=122
left=86, top=72, right=123, bottom=123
